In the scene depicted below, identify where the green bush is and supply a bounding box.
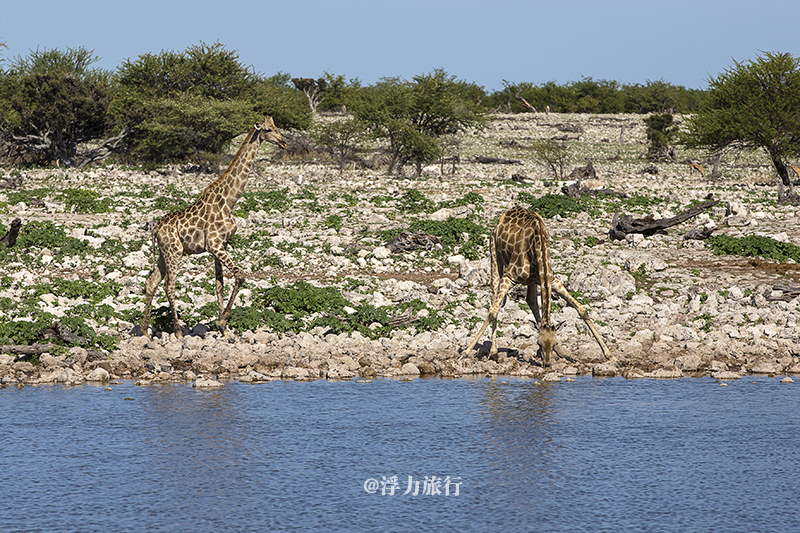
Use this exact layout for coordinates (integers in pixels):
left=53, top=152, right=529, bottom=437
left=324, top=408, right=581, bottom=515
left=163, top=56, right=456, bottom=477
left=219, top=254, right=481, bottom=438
left=519, top=192, right=587, bottom=219
left=707, top=235, right=800, bottom=262
left=63, top=188, right=113, bottom=213
left=350, top=69, right=487, bottom=176
left=644, top=113, right=677, bottom=162
left=0, top=47, right=112, bottom=166
left=109, top=42, right=311, bottom=166
left=407, top=218, right=489, bottom=260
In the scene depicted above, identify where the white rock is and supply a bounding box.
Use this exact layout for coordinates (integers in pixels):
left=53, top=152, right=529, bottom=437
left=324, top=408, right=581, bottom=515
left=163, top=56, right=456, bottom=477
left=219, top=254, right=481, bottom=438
left=193, top=378, right=224, bottom=388
left=399, top=362, right=420, bottom=376
left=85, top=368, right=110, bottom=382
left=372, top=246, right=392, bottom=259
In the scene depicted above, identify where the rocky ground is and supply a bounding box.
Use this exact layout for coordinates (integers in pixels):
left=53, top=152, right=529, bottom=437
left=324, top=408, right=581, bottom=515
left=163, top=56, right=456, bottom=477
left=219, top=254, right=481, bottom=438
left=1, top=113, right=799, bottom=386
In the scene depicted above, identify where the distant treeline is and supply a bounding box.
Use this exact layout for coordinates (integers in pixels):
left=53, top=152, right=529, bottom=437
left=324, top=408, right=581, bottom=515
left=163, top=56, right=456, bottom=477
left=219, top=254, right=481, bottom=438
left=0, top=42, right=707, bottom=168
left=484, top=78, right=706, bottom=114
left=313, top=75, right=705, bottom=115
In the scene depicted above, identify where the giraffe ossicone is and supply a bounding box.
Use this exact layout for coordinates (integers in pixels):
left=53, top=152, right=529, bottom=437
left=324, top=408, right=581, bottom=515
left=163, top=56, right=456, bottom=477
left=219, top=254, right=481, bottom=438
left=463, top=205, right=613, bottom=366
left=140, top=115, right=287, bottom=340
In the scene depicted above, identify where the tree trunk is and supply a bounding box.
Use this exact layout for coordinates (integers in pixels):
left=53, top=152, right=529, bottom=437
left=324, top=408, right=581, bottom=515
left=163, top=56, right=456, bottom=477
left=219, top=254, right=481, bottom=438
left=772, top=154, right=791, bottom=187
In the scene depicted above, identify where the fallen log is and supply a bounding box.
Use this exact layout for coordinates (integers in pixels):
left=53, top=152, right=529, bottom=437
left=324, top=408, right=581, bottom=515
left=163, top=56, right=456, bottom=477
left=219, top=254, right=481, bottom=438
left=684, top=226, right=716, bottom=240
left=474, top=156, right=522, bottom=165
left=1, top=343, right=57, bottom=356
left=765, top=283, right=800, bottom=302
left=562, top=180, right=628, bottom=199
left=0, top=175, right=23, bottom=189
left=609, top=195, right=719, bottom=240
left=385, top=231, right=440, bottom=253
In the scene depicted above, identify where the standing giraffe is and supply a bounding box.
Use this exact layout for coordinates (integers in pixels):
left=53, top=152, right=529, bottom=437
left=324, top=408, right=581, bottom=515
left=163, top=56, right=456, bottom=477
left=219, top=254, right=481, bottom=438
left=463, top=205, right=613, bottom=366
left=141, top=115, right=287, bottom=339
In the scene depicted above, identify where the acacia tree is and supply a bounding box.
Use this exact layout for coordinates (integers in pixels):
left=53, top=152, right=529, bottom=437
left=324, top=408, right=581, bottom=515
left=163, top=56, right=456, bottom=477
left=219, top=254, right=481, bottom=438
left=0, top=47, right=113, bottom=166
left=351, top=70, right=486, bottom=176
left=109, top=41, right=311, bottom=166
left=683, top=51, right=800, bottom=201
left=645, top=113, right=678, bottom=162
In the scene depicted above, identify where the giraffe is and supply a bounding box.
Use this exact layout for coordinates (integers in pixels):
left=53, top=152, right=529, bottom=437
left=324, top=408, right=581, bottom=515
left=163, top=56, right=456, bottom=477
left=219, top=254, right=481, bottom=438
left=689, top=162, right=706, bottom=178
left=463, top=205, right=613, bottom=366
left=140, top=115, right=287, bottom=340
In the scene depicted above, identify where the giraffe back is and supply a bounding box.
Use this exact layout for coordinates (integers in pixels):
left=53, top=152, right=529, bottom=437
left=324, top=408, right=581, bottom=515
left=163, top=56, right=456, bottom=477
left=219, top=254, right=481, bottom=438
left=494, top=206, right=552, bottom=289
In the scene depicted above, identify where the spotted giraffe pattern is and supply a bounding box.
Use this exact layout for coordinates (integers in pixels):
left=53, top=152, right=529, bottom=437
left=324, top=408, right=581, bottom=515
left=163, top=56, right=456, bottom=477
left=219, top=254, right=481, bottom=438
left=463, top=205, right=613, bottom=366
left=141, top=115, right=287, bottom=339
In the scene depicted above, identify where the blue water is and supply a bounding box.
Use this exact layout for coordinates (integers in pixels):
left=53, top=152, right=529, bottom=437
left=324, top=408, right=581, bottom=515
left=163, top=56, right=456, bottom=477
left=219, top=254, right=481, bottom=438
left=1, top=376, right=798, bottom=533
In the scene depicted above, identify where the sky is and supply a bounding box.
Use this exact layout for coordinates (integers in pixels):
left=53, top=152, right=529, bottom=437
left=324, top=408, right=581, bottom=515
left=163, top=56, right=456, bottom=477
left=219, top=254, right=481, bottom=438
left=2, top=0, right=799, bottom=92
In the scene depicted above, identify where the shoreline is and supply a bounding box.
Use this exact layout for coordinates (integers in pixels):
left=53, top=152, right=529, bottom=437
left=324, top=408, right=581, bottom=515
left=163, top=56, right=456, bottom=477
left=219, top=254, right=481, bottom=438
left=1, top=113, right=799, bottom=385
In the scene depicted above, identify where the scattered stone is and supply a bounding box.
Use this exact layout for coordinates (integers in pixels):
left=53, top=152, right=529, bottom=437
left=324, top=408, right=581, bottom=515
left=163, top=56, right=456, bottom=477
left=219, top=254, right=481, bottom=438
left=780, top=377, right=794, bottom=384
left=85, top=368, right=110, bottom=382
left=417, top=362, right=436, bottom=375
left=193, top=378, right=224, bottom=388
left=648, top=368, right=683, bottom=379
left=399, top=362, right=421, bottom=376
left=712, top=371, right=742, bottom=380
left=592, top=363, right=617, bottom=377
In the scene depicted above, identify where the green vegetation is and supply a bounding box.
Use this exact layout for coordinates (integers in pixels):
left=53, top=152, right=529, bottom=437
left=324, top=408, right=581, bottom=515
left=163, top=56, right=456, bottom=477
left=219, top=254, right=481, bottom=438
left=174, top=280, right=445, bottom=340
left=707, top=235, right=800, bottom=262
left=63, top=188, right=113, bottom=213
left=683, top=51, right=800, bottom=198
left=518, top=192, right=668, bottom=219
left=488, top=77, right=705, bottom=114
left=379, top=217, right=490, bottom=260
left=0, top=47, right=111, bottom=166
left=527, top=140, right=572, bottom=180
left=644, top=113, right=678, bottom=162
left=349, top=69, right=487, bottom=176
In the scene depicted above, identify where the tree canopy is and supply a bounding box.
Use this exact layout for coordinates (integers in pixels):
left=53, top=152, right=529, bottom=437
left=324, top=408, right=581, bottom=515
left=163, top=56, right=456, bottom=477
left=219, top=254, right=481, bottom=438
left=350, top=70, right=487, bottom=175
left=0, top=47, right=112, bottom=166
left=683, top=51, right=800, bottom=195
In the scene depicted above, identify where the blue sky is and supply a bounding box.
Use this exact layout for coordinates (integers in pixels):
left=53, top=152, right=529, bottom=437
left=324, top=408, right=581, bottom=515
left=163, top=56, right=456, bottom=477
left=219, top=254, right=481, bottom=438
left=2, top=0, right=798, bottom=92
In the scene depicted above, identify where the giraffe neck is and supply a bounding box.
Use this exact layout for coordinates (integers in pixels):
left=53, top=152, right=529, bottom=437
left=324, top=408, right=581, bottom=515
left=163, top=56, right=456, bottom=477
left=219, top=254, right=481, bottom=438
left=200, top=127, right=261, bottom=214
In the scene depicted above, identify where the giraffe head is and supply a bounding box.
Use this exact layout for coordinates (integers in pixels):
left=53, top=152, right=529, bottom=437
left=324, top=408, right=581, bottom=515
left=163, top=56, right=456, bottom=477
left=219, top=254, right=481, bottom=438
left=539, top=324, right=556, bottom=366
left=255, top=115, right=287, bottom=149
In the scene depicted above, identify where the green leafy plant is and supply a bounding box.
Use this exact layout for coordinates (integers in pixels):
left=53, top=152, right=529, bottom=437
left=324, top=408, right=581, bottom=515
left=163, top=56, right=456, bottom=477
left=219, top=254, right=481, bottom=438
left=707, top=235, right=800, bottom=262
left=63, top=188, right=113, bottom=213
left=518, top=192, right=588, bottom=218
left=527, top=139, right=572, bottom=179
left=398, top=189, right=436, bottom=213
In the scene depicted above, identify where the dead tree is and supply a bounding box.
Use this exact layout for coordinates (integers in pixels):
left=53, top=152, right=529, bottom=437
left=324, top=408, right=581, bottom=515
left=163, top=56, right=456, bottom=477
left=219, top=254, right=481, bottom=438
left=514, top=89, right=537, bottom=113
left=609, top=195, right=719, bottom=240
left=292, top=77, right=327, bottom=113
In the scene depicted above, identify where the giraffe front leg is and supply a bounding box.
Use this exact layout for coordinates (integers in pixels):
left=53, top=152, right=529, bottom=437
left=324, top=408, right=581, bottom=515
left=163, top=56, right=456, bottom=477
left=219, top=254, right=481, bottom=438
left=552, top=277, right=614, bottom=361
left=464, top=277, right=514, bottom=357
left=214, top=257, right=226, bottom=330
left=141, top=255, right=166, bottom=340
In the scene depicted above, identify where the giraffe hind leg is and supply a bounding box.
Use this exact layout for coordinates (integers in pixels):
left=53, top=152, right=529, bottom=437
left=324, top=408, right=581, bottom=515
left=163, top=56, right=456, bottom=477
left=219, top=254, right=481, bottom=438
left=211, top=247, right=246, bottom=336
left=141, top=254, right=167, bottom=340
